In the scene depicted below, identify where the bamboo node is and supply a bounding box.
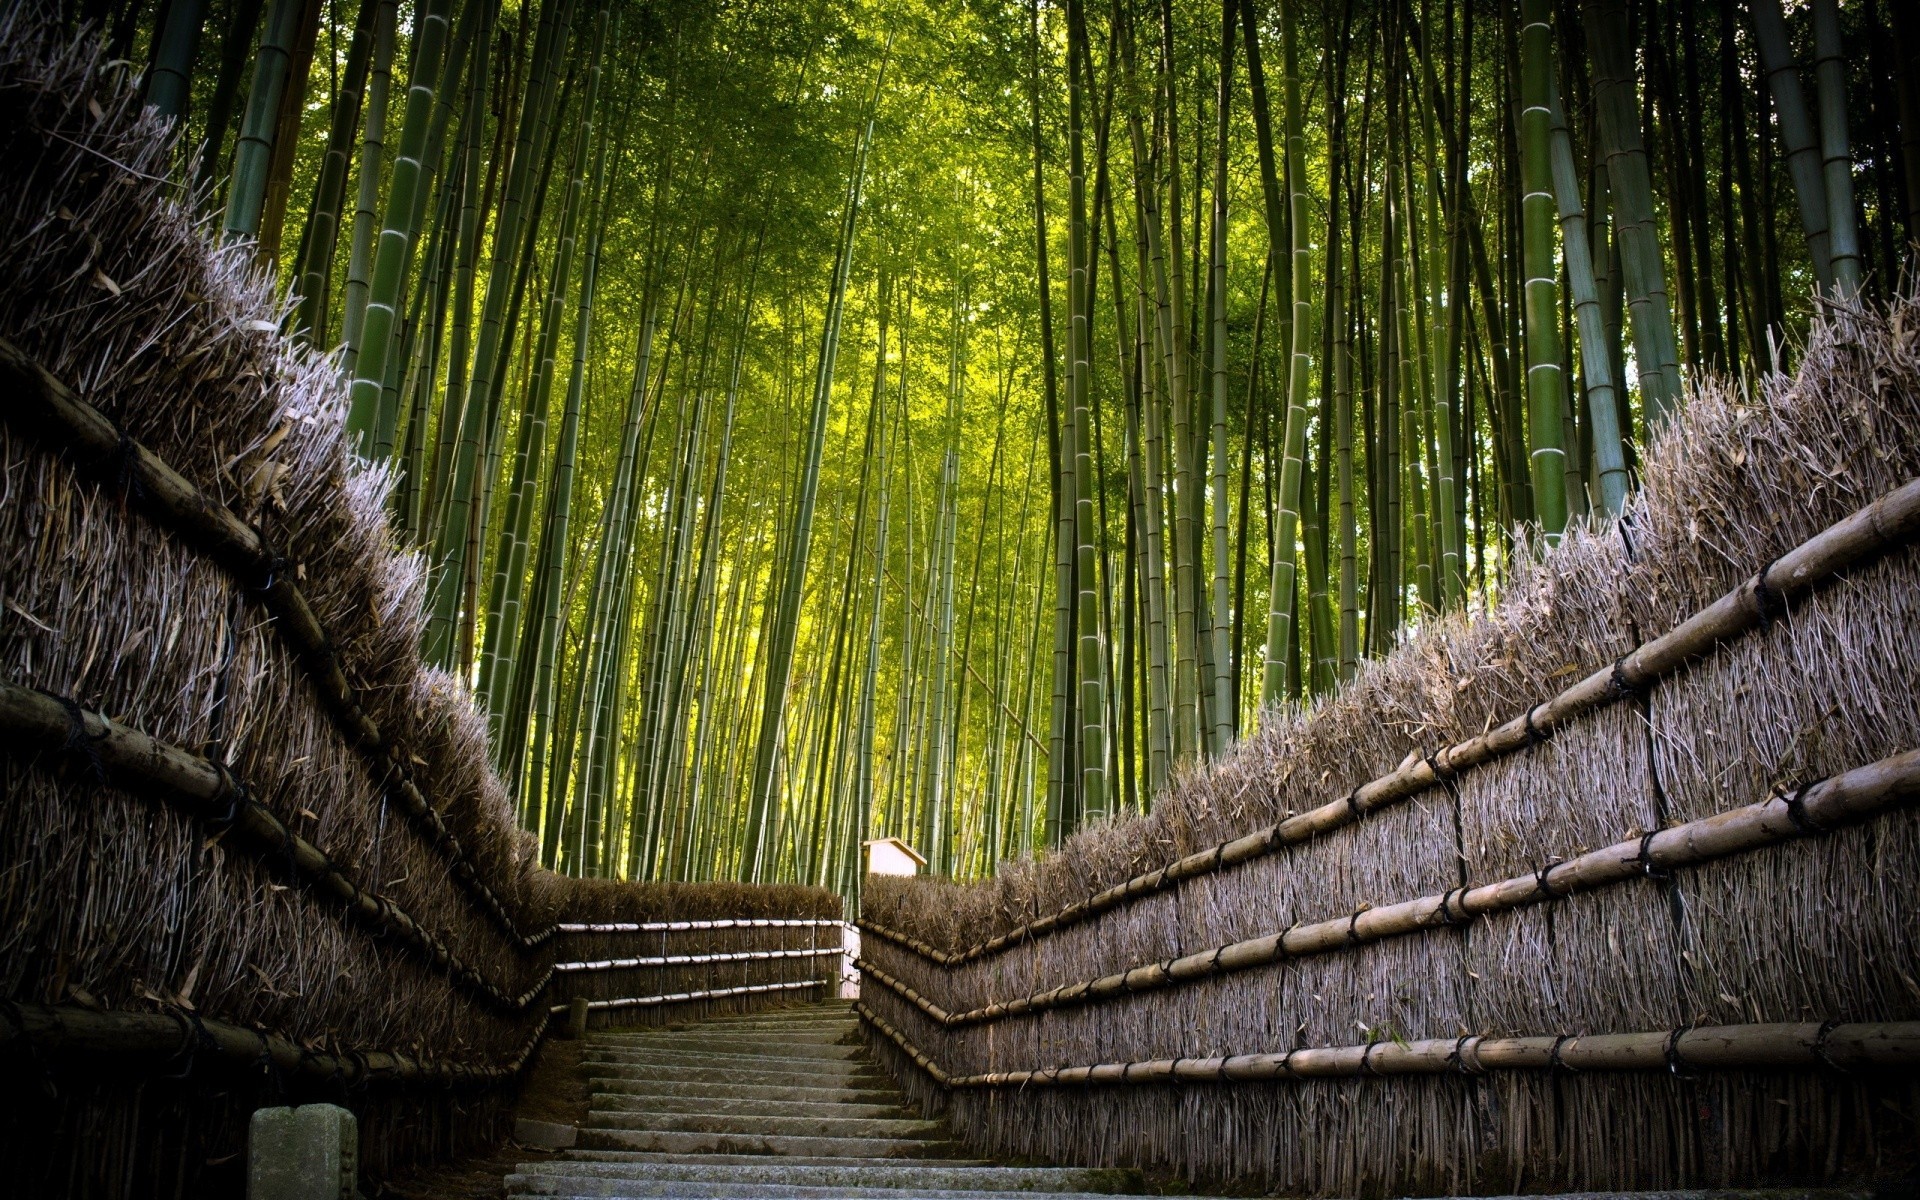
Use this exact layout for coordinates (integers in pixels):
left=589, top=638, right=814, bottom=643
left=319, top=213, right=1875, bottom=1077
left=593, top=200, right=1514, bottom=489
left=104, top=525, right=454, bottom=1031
left=1548, top=1034, right=1580, bottom=1073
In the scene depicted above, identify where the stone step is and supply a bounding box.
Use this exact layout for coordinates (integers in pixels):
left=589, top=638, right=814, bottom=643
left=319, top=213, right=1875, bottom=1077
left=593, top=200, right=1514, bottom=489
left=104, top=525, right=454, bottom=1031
left=588, top=1077, right=903, bottom=1106
left=512, top=1159, right=1144, bottom=1193
left=583, top=1047, right=876, bottom=1074
left=506, top=1176, right=1136, bottom=1200
left=560, top=1152, right=991, bottom=1169
left=590, top=1035, right=862, bottom=1058
left=583, top=1062, right=891, bottom=1090
left=575, top=1127, right=964, bottom=1160
left=586, top=1111, right=944, bottom=1140
left=592, top=1094, right=913, bottom=1121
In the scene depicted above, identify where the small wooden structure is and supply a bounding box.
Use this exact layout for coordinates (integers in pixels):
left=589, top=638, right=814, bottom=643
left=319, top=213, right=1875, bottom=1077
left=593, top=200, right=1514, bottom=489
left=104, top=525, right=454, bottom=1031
left=862, top=837, right=927, bottom=877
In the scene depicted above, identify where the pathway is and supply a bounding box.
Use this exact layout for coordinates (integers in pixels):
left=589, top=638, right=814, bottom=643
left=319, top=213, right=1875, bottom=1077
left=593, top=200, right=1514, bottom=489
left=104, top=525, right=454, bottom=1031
left=505, top=1001, right=1156, bottom=1199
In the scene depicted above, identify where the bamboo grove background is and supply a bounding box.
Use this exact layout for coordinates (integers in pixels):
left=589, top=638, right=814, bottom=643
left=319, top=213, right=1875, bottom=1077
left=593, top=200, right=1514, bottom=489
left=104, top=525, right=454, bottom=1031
left=79, top=0, right=1920, bottom=891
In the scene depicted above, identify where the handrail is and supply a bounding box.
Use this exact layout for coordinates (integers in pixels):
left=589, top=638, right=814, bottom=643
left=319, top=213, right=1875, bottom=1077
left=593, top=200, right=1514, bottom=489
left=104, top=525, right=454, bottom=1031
left=562, top=978, right=826, bottom=1013
left=859, top=747, right=1920, bottom=1026
left=558, top=919, right=845, bottom=933
left=860, top=475, right=1920, bottom=967
left=855, top=1003, right=1920, bottom=1087
left=556, top=947, right=843, bottom=973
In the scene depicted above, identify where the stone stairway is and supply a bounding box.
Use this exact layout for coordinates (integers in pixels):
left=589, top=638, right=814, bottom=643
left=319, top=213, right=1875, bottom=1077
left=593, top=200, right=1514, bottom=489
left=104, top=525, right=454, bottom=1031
left=505, top=1001, right=1155, bottom=1199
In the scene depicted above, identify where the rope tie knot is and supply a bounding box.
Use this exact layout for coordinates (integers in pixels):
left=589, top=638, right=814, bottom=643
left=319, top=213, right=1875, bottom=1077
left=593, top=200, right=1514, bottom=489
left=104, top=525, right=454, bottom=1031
left=1436, top=887, right=1469, bottom=927
left=1780, top=783, right=1828, bottom=836
left=1634, top=830, right=1670, bottom=881
left=1811, top=1018, right=1849, bottom=1073
left=1522, top=704, right=1551, bottom=747
left=1751, top=557, right=1788, bottom=625
left=1534, top=859, right=1565, bottom=899
left=1664, top=1026, right=1695, bottom=1077
left=50, top=690, right=109, bottom=782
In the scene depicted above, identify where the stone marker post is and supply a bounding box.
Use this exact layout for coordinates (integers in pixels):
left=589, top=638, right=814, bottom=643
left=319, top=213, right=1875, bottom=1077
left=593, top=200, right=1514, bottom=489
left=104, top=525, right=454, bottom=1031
left=248, top=1103, right=358, bottom=1200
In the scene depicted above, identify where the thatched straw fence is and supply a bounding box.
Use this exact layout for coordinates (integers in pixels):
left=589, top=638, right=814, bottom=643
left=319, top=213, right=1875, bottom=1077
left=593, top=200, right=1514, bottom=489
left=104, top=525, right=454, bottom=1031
left=0, top=19, right=839, bottom=1198
left=860, top=291, right=1920, bottom=1195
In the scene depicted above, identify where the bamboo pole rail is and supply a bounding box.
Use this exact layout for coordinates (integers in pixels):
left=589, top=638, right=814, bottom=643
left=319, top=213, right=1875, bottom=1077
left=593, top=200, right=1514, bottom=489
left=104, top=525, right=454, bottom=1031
left=0, top=681, right=557, bottom=1012
left=855, top=1003, right=1920, bottom=1089
left=557, top=919, right=847, bottom=933
left=3, top=683, right=842, bottom=1018
left=858, top=475, right=1920, bottom=967
left=565, top=978, right=827, bottom=1013
left=0, top=337, right=546, bottom=951
left=859, top=748, right=1920, bottom=1025
left=0, top=1001, right=554, bottom=1086
left=555, top=947, right=844, bottom=973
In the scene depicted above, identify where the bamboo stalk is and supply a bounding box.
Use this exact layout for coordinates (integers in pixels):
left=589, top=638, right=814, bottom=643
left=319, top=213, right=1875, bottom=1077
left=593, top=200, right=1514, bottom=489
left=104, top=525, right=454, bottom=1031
left=856, top=1003, right=1920, bottom=1089
left=859, top=746, right=1920, bottom=1023
left=849, top=472, right=1920, bottom=965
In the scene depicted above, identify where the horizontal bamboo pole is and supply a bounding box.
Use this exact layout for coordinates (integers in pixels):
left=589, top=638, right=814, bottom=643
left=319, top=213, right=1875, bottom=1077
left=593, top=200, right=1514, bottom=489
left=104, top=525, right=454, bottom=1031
left=860, top=475, right=1920, bottom=967
left=0, top=682, right=554, bottom=1013
left=0, top=337, right=545, bottom=951
left=556, top=946, right=844, bottom=973
left=856, top=1002, right=1920, bottom=1089
left=862, top=748, right=1920, bottom=1027
left=562, top=978, right=828, bottom=1013
left=557, top=919, right=846, bottom=933
left=0, top=1000, right=552, bottom=1086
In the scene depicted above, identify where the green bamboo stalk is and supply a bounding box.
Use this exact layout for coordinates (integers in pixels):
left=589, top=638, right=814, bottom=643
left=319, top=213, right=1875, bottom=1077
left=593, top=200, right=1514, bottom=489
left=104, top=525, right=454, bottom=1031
left=1811, top=0, right=1863, bottom=295
left=342, top=0, right=454, bottom=455
left=143, top=0, right=206, bottom=120
left=338, top=0, right=396, bottom=377
left=222, top=0, right=307, bottom=245
left=1205, top=0, right=1235, bottom=749
left=290, top=0, right=378, bottom=345
left=1259, top=0, right=1315, bottom=711
left=1578, top=0, right=1684, bottom=425
left=1752, top=0, right=1837, bottom=294
left=1518, top=0, right=1568, bottom=541
left=1546, top=85, right=1629, bottom=516
left=739, top=33, right=891, bottom=881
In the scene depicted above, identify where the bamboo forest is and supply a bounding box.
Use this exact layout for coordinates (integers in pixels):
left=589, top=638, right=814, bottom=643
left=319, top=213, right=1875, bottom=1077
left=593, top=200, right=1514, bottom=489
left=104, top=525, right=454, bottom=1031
left=53, top=0, right=1920, bottom=896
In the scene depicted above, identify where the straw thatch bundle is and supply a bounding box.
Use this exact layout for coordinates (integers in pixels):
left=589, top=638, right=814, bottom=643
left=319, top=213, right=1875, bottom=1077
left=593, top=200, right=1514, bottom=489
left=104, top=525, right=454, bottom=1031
left=862, top=292, right=1920, bottom=1194
left=0, top=17, right=837, bottom=1197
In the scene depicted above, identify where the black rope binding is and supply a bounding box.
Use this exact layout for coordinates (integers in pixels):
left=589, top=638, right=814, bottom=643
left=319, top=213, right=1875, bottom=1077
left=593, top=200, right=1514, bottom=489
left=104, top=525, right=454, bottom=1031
left=1344, top=788, right=1365, bottom=822
left=1606, top=656, right=1647, bottom=701
left=1751, top=556, right=1788, bottom=626
left=50, top=691, right=110, bottom=782
left=1346, top=908, right=1367, bottom=946
left=1534, top=860, right=1563, bottom=899
left=1634, top=830, right=1670, bottom=882
left=1664, top=1026, right=1695, bottom=1077
left=112, top=432, right=147, bottom=502
left=1424, top=749, right=1460, bottom=801
left=1359, top=1040, right=1384, bottom=1077
left=1811, top=1018, right=1849, bottom=1073
left=1781, top=783, right=1828, bottom=836
left=1436, top=887, right=1469, bottom=927
left=1522, top=704, right=1550, bottom=747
